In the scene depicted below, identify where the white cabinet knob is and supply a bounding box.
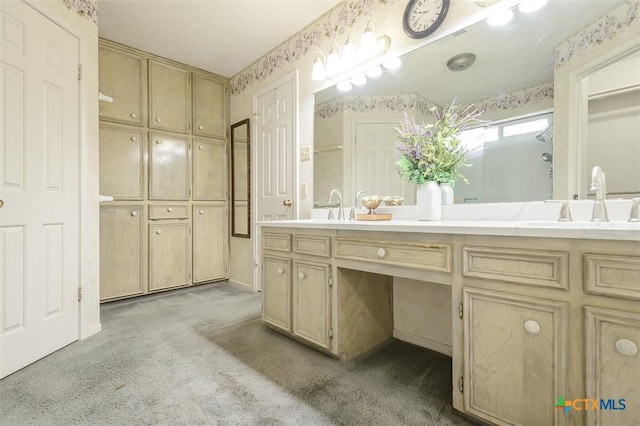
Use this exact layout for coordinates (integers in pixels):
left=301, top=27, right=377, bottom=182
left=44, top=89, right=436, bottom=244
left=616, top=339, right=638, bottom=357
left=130, top=136, right=137, bottom=141
left=198, top=125, right=204, bottom=130
left=155, top=117, right=161, bottom=123
left=130, top=211, right=137, bottom=217
left=130, top=113, right=137, bottom=118
left=167, top=207, right=173, bottom=212
left=155, top=140, right=161, bottom=145
left=277, top=268, right=284, bottom=275
left=298, top=272, right=305, bottom=280
left=377, top=248, right=386, bottom=258
left=199, top=210, right=204, bottom=215
left=155, top=229, right=161, bottom=235
left=524, top=320, right=541, bottom=335
left=198, top=145, right=203, bottom=150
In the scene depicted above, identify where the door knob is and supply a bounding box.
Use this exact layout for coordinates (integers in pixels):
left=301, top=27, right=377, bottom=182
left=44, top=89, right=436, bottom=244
left=277, top=268, right=284, bottom=275
left=198, top=125, right=204, bottom=130
left=130, top=211, right=137, bottom=217
left=283, top=199, right=293, bottom=207
left=0, top=199, right=3, bottom=209
left=155, top=117, right=161, bottom=123
left=130, top=113, right=137, bottom=118
left=199, top=210, right=204, bottom=215
left=298, top=272, right=305, bottom=280
left=167, top=207, right=173, bottom=212
left=198, top=145, right=203, bottom=150
left=155, top=229, right=162, bottom=235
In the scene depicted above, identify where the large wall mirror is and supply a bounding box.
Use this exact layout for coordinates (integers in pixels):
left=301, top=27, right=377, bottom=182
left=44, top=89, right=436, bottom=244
left=313, top=0, right=629, bottom=206
left=231, top=119, right=250, bottom=237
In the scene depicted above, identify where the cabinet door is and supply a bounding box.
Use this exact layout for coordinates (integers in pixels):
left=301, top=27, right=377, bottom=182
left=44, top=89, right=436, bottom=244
left=192, top=74, right=226, bottom=139
left=99, top=125, right=144, bottom=200
left=98, top=45, right=144, bottom=126
left=149, top=222, right=191, bottom=291
left=463, top=288, right=568, bottom=426
left=193, top=138, right=226, bottom=200
left=100, top=205, right=144, bottom=300
left=262, top=256, right=291, bottom=332
left=148, top=133, right=189, bottom=200
left=193, top=204, right=227, bottom=283
left=293, top=261, right=331, bottom=349
left=585, top=306, right=640, bottom=426
left=149, top=60, right=190, bottom=133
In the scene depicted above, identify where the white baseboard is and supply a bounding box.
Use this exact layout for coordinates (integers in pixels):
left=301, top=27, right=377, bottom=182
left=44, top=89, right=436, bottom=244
left=228, top=279, right=253, bottom=291
left=81, top=324, right=102, bottom=340
left=393, top=329, right=452, bottom=356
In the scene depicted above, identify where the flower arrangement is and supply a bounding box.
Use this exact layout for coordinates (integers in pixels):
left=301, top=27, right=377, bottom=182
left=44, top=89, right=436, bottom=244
left=395, top=101, right=484, bottom=186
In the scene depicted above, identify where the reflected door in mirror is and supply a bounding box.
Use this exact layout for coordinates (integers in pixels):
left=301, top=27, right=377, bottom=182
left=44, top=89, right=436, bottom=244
left=231, top=119, right=250, bottom=237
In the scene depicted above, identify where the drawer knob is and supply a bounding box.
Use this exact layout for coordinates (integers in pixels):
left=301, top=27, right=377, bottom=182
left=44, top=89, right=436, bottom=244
left=130, top=113, right=137, bottom=118
left=277, top=268, right=284, bottom=275
left=199, top=210, right=204, bottom=215
left=616, top=339, right=638, bottom=357
left=155, top=229, right=161, bottom=235
left=130, top=211, right=137, bottom=217
left=298, top=272, right=305, bottom=280
left=198, top=125, right=204, bottom=130
left=377, top=248, right=386, bottom=258
left=155, top=140, right=161, bottom=145
left=130, top=136, right=137, bottom=142
left=155, top=117, right=161, bottom=123
left=198, top=145, right=203, bottom=150
left=524, top=320, right=540, bottom=335
left=167, top=207, right=173, bottom=212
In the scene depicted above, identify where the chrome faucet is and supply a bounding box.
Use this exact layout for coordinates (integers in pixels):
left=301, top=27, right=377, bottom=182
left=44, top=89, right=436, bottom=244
left=349, top=191, right=367, bottom=220
left=590, top=166, right=609, bottom=222
left=327, top=189, right=344, bottom=220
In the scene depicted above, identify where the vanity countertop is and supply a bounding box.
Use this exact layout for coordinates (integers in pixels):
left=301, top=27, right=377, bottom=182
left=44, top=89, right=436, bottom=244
left=258, top=219, right=640, bottom=241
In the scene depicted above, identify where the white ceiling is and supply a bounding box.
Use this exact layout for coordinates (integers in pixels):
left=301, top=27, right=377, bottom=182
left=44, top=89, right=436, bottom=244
left=98, top=0, right=343, bottom=77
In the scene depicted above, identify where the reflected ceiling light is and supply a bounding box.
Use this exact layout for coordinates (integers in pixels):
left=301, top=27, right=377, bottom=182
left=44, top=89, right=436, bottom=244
left=487, top=8, right=514, bottom=26
left=337, top=80, right=353, bottom=92
left=343, top=33, right=357, bottom=58
left=518, top=0, right=549, bottom=13
left=361, top=21, right=378, bottom=53
left=326, top=42, right=341, bottom=73
left=366, top=66, right=383, bottom=78
left=383, top=56, right=401, bottom=70
left=350, top=74, right=367, bottom=86
left=311, top=52, right=327, bottom=81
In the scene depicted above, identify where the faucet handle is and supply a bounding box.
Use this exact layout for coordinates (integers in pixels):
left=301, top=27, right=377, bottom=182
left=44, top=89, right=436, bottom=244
left=630, top=198, right=640, bottom=223
left=545, top=200, right=573, bottom=222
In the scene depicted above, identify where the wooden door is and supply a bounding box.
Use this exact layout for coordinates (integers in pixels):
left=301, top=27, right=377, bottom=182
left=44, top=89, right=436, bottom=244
left=148, top=132, right=189, bottom=200
left=463, top=288, right=568, bottom=426
left=293, top=261, right=331, bottom=349
left=149, top=222, right=191, bottom=291
left=192, top=74, right=225, bottom=139
left=148, top=60, right=190, bottom=133
left=193, top=203, right=226, bottom=283
left=100, top=206, right=144, bottom=300
left=99, top=124, right=144, bottom=200
left=98, top=45, right=144, bottom=126
left=262, top=256, right=291, bottom=332
left=0, top=0, right=80, bottom=378
left=585, top=306, right=640, bottom=426
left=192, top=138, right=226, bottom=200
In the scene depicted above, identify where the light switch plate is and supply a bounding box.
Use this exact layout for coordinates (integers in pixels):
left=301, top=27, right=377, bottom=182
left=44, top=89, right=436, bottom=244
left=300, top=183, right=308, bottom=199
left=300, top=145, right=311, bottom=161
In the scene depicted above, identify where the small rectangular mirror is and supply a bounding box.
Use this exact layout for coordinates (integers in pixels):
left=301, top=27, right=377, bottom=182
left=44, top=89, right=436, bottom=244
left=231, top=119, right=250, bottom=238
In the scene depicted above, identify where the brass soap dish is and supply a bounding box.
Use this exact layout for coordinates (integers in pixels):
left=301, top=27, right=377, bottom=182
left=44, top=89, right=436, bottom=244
left=357, top=195, right=391, bottom=221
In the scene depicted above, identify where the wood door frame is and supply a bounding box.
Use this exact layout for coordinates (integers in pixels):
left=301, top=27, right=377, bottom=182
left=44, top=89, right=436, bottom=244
left=23, top=0, right=101, bottom=339
left=251, top=70, right=299, bottom=292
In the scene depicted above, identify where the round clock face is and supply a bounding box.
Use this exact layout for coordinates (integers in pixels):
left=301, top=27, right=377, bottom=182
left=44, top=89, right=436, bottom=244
left=403, top=0, right=450, bottom=39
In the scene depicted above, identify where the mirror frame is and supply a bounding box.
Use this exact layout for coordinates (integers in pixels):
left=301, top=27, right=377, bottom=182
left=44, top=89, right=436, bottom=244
left=230, top=118, right=251, bottom=238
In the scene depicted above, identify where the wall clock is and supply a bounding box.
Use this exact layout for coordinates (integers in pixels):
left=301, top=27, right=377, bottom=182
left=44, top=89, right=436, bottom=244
left=403, top=0, right=450, bottom=39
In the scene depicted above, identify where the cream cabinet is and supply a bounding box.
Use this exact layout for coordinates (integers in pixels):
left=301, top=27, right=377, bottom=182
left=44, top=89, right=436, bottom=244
left=149, top=60, right=190, bottom=133
left=462, top=288, right=568, bottom=426
left=192, top=74, right=226, bottom=140
left=149, top=222, right=191, bottom=291
left=98, top=45, right=145, bottom=126
left=293, top=260, right=331, bottom=349
left=100, top=205, right=144, bottom=300
left=192, top=138, right=226, bottom=200
left=148, top=132, right=189, bottom=200
left=262, top=255, right=292, bottom=332
left=193, top=204, right=227, bottom=283
left=99, top=124, right=145, bottom=200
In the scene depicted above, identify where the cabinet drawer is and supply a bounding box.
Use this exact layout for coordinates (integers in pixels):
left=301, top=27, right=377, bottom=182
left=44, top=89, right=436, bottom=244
left=293, top=234, right=331, bottom=258
left=584, top=254, right=640, bottom=301
left=463, top=246, right=568, bottom=290
left=263, top=232, right=291, bottom=253
left=335, top=238, right=451, bottom=273
left=149, top=205, right=189, bottom=220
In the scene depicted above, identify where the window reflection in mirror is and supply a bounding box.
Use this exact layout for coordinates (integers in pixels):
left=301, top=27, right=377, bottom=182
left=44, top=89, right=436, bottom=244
left=231, top=119, right=250, bottom=237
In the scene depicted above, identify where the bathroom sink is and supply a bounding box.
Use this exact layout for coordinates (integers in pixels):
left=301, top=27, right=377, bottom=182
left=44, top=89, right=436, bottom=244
left=519, top=221, right=636, bottom=229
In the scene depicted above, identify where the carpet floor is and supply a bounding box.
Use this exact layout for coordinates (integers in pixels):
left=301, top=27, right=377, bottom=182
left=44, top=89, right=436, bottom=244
left=0, top=283, right=475, bottom=425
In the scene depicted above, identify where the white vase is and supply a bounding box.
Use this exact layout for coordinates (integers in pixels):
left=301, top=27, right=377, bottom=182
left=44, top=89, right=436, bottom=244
left=440, top=183, right=454, bottom=205
left=416, top=181, right=442, bottom=220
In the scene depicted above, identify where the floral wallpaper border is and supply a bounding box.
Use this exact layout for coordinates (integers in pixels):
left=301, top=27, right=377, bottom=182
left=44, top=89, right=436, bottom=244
left=315, top=94, right=438, bottom=119
left=470, top=83, right=554, bottom=114
left=63, top=0, right=98, bottom=24
left=554, top=1, right=639, bottom=69
left=230, top=0, right=395, bottom=95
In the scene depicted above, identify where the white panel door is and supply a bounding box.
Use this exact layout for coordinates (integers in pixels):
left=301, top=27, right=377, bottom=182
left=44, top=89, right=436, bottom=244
left=0, top=0, right=80, bottom=378
left=354, top=121, right=414, bottom=203
left=256, top=80, right=294, bottom=222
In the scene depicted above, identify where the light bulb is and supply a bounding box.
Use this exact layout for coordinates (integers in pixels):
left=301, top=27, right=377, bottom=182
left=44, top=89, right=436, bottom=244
left=337, top=80, right=353, bottom=92
left=383, top=57, right=401, bottom=70
left=487, top=8, right=514, bottom=26
left=350, top=74, right=367, bottom=86
left=311, top=57, right=326, bottom=81
left=326, top=48, right=340, bottom=73
left=361, top=24, right=377, bottom=53
left=518, top=0, right=548, bottom=13
left=366, top=66, right=383, bottom=78
left=343, top=38, right=356, bottom=59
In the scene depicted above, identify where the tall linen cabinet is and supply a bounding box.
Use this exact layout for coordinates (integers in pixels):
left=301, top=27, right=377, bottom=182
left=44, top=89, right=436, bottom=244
left=98, top=39, right=229, bottom=302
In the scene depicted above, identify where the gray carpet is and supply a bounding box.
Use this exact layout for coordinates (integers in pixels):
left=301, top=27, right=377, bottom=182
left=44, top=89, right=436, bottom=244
left=0, top=283, right=474, bottom=425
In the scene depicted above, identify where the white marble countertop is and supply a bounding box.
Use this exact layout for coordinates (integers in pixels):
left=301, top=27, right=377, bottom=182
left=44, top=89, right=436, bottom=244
left=257, top=219, right=640, bottom=241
